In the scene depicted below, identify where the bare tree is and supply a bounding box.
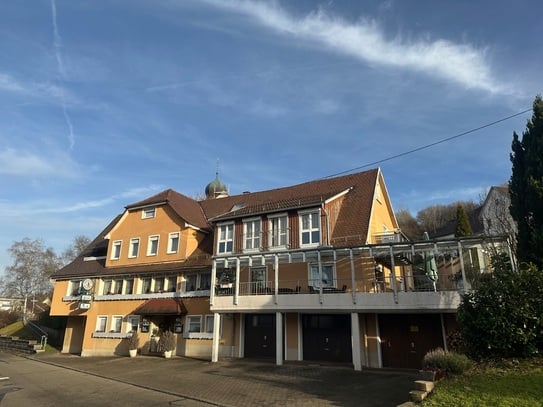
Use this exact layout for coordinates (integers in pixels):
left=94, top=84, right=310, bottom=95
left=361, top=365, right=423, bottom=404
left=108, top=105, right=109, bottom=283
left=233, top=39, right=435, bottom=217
left=62, top=235, right=91, bottom=264
left=0, top=238, right=62, bottom=297
left=395, top=208, right=423, bottom=240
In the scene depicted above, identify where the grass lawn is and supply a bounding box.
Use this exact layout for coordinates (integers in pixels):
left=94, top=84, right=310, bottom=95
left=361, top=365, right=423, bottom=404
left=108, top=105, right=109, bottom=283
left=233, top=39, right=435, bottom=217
left=422, top=358, right=543, bottom=407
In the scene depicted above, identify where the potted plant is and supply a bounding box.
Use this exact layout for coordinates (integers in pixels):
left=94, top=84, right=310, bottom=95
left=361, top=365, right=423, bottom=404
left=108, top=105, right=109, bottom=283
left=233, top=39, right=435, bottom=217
left=158, top=330, right=176, bottom=358
left=127, top=331, right=139, bottom=357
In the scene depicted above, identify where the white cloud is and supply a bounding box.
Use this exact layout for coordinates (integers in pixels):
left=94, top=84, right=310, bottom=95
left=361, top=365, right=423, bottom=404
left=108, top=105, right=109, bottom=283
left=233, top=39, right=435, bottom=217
left=0, top=148, right=79, bottom=178
left=206, top=0, right=511, bottom=95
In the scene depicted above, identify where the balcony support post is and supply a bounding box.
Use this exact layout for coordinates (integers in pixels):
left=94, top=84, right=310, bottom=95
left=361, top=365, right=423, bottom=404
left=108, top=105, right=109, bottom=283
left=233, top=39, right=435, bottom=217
left=317, top=251, right=323, bottom=303
left=234, top=257, right=240, bottom=305
left=210, top=260, right=217, bottom=306
left=275, top=312, right=283, bottom=366
left=351, top=312, right=362, bottom=371
left=211, top=312, right=221, bottom=362
left=389, top=246, right=398, bottom=303
left=349, top=249, right=357, bottom=303
left=274, top=254, right=279, bottom=303
left=457, top=241, right=467, bottom=294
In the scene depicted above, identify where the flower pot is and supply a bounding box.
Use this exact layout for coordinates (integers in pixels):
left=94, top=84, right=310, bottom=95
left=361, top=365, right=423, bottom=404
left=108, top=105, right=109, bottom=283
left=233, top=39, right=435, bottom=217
left=129, top=349, right=137, bottom=358
left=164, top=350, right=172, bottom=359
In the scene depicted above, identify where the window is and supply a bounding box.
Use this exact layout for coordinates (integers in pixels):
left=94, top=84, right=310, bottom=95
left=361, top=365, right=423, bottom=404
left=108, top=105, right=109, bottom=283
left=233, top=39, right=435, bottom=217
left=199, top=272, right=211, bottom=290
left=127, top=315, right=140, bottom=332
left=187, top=315, right=202, bottom=333
left=243, top=218, right=261, bottom=251
left=269, top=214, right=288, bottom=249
left=68, top=280, right=83, bottom=296
left=300, top=210, right=320, bottom=247
left=113, top=279, right=123, bottom=294
left=185, top=274, right=197, bottom=292
left=309, top=263, right=335, bottom=288
left=217, top=223, right=233, bottom=254
left=142, top=207, right=156, bottom=219
left=204, top=315, right=214, bottom=333
left=102, top=279, right=112, bottom=295
left=96, top=316, right=107, bottom=332
left=111, top=240, right=122, bottom=260
left=154, top=277, right=164, bottom=293
left=147, top=235, right=159, bottom=256
left=129, top=238, right=140, bottom=258
left=111, top=316, right=123, bottom=333
left=125, top=279, right=134, bottom=295
left=167, top=232, right=179, bottom=254
left=141, top=277, right=152, bottom=294
left=166, top=276, right=177, bottom=292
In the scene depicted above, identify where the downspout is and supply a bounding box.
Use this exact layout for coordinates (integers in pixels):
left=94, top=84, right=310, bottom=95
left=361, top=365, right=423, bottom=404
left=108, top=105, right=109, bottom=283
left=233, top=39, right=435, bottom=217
left=322, top=203, right=330, bottom=246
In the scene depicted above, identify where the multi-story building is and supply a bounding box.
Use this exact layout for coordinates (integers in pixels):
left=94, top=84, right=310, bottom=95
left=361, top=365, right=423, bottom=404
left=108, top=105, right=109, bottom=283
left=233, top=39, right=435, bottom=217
left=50, top=168, right=511, bottom=369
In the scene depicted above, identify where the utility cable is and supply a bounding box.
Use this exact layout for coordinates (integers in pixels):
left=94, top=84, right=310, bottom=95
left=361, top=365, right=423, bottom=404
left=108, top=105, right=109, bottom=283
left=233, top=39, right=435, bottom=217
left=322, top=107, right=532, bottom=179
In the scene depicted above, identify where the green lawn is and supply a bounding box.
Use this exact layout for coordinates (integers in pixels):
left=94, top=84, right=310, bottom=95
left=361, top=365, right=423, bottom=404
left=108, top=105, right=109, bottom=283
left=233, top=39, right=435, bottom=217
left=422, top=358, right=543, bottom=407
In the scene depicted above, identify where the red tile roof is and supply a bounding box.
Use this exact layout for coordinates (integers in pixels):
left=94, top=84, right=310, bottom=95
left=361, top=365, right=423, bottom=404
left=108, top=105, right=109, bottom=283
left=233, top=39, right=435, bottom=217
left=133, top=298, right=187, bottom=315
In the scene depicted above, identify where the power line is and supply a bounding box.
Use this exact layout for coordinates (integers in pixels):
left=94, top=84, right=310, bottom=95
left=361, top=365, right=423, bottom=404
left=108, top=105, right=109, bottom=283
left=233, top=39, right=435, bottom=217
left=322, top=107, right=532, bottom=179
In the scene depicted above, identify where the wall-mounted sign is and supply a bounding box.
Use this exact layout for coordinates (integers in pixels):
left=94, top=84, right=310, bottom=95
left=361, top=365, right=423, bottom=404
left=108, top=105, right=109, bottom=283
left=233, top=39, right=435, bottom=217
left=80, top=294, right=92, bottom=302
left=141, top=319, right=150, bottom=333
left=79, top=302, right=91, bottom=310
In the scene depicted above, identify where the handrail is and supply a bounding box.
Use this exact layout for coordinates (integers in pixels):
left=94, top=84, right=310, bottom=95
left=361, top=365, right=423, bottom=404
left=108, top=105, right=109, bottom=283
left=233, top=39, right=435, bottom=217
left=24, top=320, right=48, bottom=349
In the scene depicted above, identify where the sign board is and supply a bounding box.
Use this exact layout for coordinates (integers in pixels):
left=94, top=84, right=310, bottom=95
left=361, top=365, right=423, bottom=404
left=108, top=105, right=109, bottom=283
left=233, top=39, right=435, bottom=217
left=79, top=302, right=91, bottom=310
left=80, top=294, right=92, bottom=301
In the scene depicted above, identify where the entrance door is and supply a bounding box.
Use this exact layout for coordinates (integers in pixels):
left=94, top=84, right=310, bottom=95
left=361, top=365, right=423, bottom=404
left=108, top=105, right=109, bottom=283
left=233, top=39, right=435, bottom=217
left=302, top=314, right=352, bottom=363
left=244, top=314, right=276, bottom=359
left=379, top=314, right=443, bottom=369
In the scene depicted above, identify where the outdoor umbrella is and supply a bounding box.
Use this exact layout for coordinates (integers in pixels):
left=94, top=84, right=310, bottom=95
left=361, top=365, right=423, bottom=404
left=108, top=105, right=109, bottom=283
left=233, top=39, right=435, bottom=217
left=422, top=232, right=438, bottom=288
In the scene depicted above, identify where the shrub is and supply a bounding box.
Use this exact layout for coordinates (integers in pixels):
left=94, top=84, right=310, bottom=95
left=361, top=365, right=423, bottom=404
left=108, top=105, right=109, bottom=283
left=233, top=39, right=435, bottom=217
left=127, top=331, right=139, bottom=350
left=422, top=348, right=473, bottom=376
left=158, top=330, right=176, bottom=351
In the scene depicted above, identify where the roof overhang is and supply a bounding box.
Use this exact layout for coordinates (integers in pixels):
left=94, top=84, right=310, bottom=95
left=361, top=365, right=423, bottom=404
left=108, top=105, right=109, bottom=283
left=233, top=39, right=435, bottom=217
left=133, top=298, right=187, bottom=315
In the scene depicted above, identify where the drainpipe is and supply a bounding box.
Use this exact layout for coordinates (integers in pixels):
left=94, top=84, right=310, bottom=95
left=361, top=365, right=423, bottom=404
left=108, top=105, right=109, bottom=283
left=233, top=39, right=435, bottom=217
left=322, top=204, right=330, bottom=246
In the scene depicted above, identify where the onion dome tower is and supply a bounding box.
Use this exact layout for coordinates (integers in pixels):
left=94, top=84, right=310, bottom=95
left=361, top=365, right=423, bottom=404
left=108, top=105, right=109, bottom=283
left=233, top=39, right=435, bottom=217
left=205, top=164, right=228, bottom=199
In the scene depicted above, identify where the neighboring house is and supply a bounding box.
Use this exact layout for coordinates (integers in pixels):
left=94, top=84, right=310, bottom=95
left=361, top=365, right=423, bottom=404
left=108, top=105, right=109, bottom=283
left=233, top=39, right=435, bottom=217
left=480, top=186, right=516, bottom=238
left=49, top=168, right=511, bottom=369
left=0, top=298, right=24, bottom=312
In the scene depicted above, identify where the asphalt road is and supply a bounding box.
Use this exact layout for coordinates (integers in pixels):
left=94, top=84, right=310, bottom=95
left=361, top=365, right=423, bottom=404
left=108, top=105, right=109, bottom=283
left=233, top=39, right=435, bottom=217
left=0, top=353, right=212, bottom=407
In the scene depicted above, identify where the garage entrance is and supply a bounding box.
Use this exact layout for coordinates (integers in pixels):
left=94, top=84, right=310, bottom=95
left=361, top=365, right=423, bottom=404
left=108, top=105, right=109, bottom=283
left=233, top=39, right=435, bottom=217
left=244, top=314, right=276, bottom=359
left=302, top=314, right=352, bottom=363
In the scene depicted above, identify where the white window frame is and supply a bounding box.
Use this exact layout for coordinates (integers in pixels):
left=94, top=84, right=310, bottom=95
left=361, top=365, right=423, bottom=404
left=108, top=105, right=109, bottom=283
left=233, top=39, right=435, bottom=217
left=111, top=315, right=123, bottom=333
left=113, top=279, right=123, bottom=294
left=217, top=223, right=234, bottom=254
left=129, top=238, right=140, bottom=258
left=111, top=240, right=122, bottom=260
left=165, top=276, right=177, bottom=292
left=308, top=262, right=336, bottom=288
left=96, top=316, right=108, bottom=332
left=204, top=315, right=214, bottom=333
left=167, top=232, right=180, bottom=254
left=268, top=213, right=288, bottom=250
left=299, top=209, right=321, bottom=247
left=68, top=280, right=83, bottom=296
left=142, top=207, right=156, bottom=219
left=102, top=279, right=112, bottom=295
left=147, top=235, right=160, bottom=256
left=243, top=218, right=261, bottom=252
left=186, top=315, right=202, bottom=333
left=127, top=315, right=140, bottom=333
left=124, top=278, right=134, bottom=295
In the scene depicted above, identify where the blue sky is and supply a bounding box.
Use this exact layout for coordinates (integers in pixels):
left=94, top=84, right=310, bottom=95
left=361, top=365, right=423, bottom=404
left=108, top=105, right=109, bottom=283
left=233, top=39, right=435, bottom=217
left=0, top=0, right=541, bottom=272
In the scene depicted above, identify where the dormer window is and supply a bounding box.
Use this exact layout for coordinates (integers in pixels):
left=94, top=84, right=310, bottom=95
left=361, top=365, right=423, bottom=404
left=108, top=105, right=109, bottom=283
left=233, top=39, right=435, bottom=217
left=299, top=210, right=320, bottom=247
left=243, top=218, right=261, bottom=252
left=217, top=223, right=234, bottom=254
left=142, top=207, right=156, bottom=219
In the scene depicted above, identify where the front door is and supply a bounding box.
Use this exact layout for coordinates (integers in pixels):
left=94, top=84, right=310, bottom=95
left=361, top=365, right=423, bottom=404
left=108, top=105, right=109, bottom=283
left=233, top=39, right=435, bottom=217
left=244, top=314, right=276, bottom=359
left=379, top=314, right=443, bottom=369
left=302, top=314, right=352, bottom=363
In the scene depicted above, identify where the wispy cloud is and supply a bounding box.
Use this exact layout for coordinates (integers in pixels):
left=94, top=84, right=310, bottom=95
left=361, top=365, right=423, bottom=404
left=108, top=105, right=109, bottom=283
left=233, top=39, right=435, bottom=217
left=50, top=0, right=75, bottom=149
left=0, top=148, right=79, bottom=178
left=206, top=0, right=510, bottom=95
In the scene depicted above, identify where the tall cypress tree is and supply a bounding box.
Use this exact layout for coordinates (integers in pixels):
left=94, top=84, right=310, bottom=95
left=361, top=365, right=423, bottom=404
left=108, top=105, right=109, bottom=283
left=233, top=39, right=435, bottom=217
left=455, top=204, right=472, bottom=237
left=509, top=95, right=543, bottom=268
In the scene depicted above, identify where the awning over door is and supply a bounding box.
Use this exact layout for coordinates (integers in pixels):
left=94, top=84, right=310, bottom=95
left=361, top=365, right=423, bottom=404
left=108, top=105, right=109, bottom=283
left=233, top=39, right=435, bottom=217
left=133, top=298, right=187, bottom=315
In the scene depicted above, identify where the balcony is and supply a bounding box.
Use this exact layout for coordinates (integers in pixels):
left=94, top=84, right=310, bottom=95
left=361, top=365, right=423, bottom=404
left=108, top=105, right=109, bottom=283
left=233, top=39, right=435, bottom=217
left=211, top=235, right=509, bottom=314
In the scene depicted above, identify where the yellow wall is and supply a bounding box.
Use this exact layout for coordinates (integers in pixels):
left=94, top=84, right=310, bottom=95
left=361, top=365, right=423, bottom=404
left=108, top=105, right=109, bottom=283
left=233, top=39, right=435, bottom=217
left=368, top=176, right=397, bottom=243
left=105, top=205, right=206, bottom=267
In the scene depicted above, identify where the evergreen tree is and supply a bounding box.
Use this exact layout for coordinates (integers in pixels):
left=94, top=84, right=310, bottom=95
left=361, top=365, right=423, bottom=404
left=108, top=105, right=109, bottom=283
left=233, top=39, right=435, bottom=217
left=454, top=204, right=472, bottom=237
left=509, top=95, right=543, bottom=268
